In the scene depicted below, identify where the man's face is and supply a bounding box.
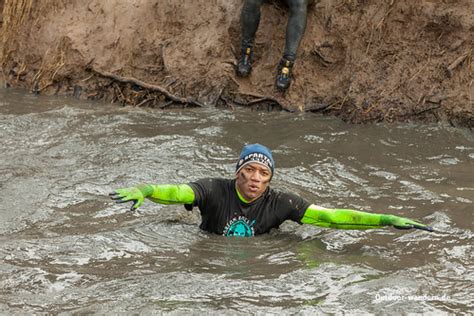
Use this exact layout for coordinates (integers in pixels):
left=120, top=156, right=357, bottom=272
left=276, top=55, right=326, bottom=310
left=235, top=162, right=272, bottom=202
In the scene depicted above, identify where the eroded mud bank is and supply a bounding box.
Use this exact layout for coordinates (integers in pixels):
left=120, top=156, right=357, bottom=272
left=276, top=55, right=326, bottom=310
left=0, top=0, right=472, bottom=127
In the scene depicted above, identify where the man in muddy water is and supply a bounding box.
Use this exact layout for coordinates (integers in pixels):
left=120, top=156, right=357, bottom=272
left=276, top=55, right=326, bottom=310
left=236, top=0, right=311, bottom=91
left=110, top=143, right=433, bottom=237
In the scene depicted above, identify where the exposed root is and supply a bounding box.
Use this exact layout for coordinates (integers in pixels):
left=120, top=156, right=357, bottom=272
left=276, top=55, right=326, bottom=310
left=32, top=40, right=67, bottom=93
left=413, top=104, right=442, bottom=116
left=229, top=91, right=291, bottom=111
left=446, top=50, right=470, bottom=78
left=87, top=66, right=204, bottom=107
left=408, top=56, right=431, bottom=82
left=311, top=44, right=334, bottom=67
left=366, top=0, right=396, bottom=54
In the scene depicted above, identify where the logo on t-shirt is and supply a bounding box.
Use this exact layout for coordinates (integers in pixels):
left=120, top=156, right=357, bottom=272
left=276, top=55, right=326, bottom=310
left=223, top=216, right=256, bottom=237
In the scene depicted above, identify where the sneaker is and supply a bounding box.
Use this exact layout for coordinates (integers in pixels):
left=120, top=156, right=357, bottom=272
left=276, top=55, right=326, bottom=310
left=275, top=58, right=294, bottom=91
left=237, top=47, right=253, bottom=77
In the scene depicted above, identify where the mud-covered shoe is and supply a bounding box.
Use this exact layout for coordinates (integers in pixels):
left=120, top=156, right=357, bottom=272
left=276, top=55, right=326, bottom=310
left=237, top=47, right=253, bottom=77
left=275, top=58, right=294, bottom=91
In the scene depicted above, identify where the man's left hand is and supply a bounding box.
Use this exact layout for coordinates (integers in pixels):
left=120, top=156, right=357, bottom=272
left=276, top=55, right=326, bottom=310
left=390, top=215, right=434, bottom=232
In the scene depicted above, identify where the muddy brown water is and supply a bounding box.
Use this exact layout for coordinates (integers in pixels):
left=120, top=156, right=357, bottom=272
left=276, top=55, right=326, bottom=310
left=0, top=88, right=472, bottom=314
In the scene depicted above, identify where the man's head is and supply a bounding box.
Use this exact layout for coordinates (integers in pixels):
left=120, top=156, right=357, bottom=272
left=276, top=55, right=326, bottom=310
left=235, top=144, right=274, bottom=202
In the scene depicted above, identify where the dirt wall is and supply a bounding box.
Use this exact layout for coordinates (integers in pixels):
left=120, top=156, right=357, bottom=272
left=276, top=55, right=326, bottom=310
left=0, top=0, right=3, bottom=58
left=0, top=0, right=3, bottom=24
left=0, top=0, right=472, bottom=127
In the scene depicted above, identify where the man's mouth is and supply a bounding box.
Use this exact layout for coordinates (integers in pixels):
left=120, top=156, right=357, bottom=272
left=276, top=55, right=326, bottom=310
left=248, top=184, right=259, bottom=192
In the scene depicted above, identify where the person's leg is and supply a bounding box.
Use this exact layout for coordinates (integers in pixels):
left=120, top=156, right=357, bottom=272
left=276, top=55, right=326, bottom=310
left=283, top=0, right=308, bottom=61
left=237, top=0, right=266, bottom=77
left=276, top=0, right=309, bottom=90
left=241, top=0, right=266, bottom=49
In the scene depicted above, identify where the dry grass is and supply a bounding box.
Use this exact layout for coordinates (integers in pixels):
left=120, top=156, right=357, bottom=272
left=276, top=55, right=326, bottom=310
left=1, top=1, right=71, bottom=89
left=1, top=0, right=32, bottom=37
left=1, top=0, right=32, bottom=63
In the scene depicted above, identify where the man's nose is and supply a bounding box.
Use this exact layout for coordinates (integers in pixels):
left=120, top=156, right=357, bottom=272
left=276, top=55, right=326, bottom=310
left=250, top=170, right=262, bottom=182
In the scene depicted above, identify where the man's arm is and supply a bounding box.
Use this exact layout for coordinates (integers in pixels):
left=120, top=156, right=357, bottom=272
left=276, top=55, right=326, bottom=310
left=109, top=184, right=195, bottom=210
left=301, top=204, right=433, bottom=231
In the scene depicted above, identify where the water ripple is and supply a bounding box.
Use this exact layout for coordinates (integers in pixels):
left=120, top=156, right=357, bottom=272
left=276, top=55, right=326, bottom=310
left=0, top=89, right=472, bottom=313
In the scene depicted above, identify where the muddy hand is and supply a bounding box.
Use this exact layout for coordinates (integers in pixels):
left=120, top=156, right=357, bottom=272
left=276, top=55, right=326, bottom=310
left=109, top=187, right=145, bottom=211
left=389, top=215, right=434, bottom=232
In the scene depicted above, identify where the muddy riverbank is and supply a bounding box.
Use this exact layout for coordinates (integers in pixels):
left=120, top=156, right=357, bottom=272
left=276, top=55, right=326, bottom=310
left=0, top=0, right=473, bottom=127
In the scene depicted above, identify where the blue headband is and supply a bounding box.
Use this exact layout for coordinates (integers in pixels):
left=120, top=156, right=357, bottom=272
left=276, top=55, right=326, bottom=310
left=236, top=143, right=274, bottom=175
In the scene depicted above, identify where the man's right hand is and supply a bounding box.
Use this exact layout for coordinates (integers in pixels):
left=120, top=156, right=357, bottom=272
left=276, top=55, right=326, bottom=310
left=109, top=186, right=149, bottom=211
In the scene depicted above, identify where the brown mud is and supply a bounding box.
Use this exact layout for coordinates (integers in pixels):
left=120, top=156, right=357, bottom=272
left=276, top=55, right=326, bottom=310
left=0, top=0, right=473, bottom=127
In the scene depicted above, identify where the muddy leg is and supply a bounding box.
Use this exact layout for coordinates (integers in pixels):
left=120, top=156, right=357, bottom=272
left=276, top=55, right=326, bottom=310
left=276, top=0, right=309, bottom=90
left=237, top=0, right=266, bottom=77
left=283, top=0, right=308, bottom=61
left=240, top=0, right=266, bottom=48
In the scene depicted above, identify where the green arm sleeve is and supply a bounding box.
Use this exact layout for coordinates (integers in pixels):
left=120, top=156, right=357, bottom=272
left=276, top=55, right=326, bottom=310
left=137, top=184, right=195, bottom=205
left=111, top=183, right=195, bottom=210
left=301, top=204, right=432, bottom=231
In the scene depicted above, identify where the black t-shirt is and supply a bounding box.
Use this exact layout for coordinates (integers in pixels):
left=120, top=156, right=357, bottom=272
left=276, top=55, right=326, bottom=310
left=187, top=178, right=310, bottom=236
